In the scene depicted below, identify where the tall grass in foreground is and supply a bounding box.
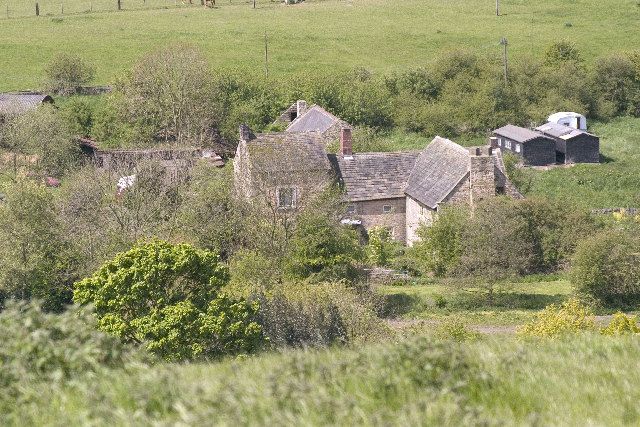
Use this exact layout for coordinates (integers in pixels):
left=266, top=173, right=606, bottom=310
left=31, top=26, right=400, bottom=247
left=6, top=334, right=640, bottom=426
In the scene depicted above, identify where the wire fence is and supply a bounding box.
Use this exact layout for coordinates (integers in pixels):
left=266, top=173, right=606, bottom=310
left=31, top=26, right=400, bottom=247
left=0, top=0, right=235, bottom=19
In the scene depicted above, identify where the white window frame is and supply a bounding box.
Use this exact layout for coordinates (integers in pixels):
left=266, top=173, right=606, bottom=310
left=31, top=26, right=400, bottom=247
left=276, top=186, right=297, bottom=209
left=505, top=139, right=512, bottom=150
left=515, top=143, right=521, bottom=153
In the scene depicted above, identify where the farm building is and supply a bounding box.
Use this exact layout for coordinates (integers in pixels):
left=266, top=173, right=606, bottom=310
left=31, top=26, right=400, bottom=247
left=274, top=100, right=351, bottom=143
left=535, top=122, right=600, bottom=164
left=547, top=112, right=587, bottom=130
left=0, top=93, right=54, bottom=121
left=235, top=125, right=521, bottom=245
left=492, top=125, right=556, bottom=166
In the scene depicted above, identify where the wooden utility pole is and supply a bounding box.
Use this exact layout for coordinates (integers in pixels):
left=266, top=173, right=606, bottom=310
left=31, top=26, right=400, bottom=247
left=496, top=0, right=499, bottom=16
left=253, top=0, right=255, bottom=8
left=264, top=32, right=269, bottom=78
left=117, top=0, right=121, bottom=10
left=500, top=37, right=508, bottom=85
left=35, top=2, right=39, bottom=15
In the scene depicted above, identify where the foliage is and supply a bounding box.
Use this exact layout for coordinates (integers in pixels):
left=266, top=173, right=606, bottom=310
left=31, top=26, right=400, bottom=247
left=228, top=249, right=282, bottom=293
left=434, top=317, right=479, bottom=342
left=284, top=211, right=364, bottom=283
left=43, top=52, right=95, bottom=95
left=601, top=312, right=640, bottom=336
left=255, top=282, right=388, bottom=348
left=59, top=97, right=96, bottom=137
left=0, top=180, right=77, bottom=312
left=571, top=231, right=640, bottom=307
left=517, top=298, right=595, bottom=338
left=73, top=240, right=263, bottom=361
left=365, top=226, right=402, bottom=267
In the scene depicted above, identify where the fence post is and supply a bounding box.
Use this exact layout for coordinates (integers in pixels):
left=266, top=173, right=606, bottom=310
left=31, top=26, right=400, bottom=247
left=117, top=0, right=121, bottom=10
left=35, top=2, right=39, bottom=15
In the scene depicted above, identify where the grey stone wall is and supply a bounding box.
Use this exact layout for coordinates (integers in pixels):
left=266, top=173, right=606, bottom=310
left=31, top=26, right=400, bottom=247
left=350, top=198, right=407, bottom=243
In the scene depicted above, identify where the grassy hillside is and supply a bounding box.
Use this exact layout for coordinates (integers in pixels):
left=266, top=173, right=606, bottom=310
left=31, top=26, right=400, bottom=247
left=0, top=0, right=639, bottom=90
left=8, top=334, right=640, bottom=425
left=524, top=117, right=640, bottom=209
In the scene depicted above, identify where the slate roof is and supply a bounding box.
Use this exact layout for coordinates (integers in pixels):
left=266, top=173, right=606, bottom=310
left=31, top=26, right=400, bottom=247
left=405, top=136, right=470, bottom=209
left=246, top=132, right=331, bottom=173
left=535, top=122, right=595, bottom=140
left=286, top=105, right=348, bottom=134
left=0, top=93, right=53, bottom=115
left=493, top=124, right=548, bottom=143
left=329, top=151, right=420, bottom=201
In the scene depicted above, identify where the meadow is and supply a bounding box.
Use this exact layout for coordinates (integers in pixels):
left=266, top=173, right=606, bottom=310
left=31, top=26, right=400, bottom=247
left=0, top=0, right=639, bottom=91
left=7, top=333, right=640, bottom=425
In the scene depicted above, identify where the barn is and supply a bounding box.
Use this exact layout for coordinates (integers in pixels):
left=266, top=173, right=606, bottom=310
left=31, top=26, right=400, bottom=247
left=492, top=124, right=556, bottom=166
left=535, top=122, right=600, bottom=164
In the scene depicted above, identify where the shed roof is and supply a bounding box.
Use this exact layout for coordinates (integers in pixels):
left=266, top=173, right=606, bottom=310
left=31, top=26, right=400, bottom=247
left=0, top=93, right=53, bottom=115
left=286, top=105, right=347, bottom=133
left=535, top=122, right=596, bottom=140
left=405, top=136, right=470, bottom=209
left=493, top=124, right=548, bottom=143
left=329, top=151, right=419, bottom=202
left=247, top=132, right=331, bottom=173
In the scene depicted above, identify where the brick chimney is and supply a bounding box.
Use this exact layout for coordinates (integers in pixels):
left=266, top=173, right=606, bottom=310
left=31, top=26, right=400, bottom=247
left=340, top=128, right=353, bottom=156
left=239, top=124, right=254, bottom=142
left=296, top=100, right=308, bottom=117
left=469, top=146, right=496, bottom=204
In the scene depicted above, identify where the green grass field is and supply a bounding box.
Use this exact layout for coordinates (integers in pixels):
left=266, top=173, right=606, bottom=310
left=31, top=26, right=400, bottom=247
left=0, top=0, right=639, bottom=91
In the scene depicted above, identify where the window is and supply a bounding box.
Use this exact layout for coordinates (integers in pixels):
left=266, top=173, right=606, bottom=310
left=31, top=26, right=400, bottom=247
left=277, top=187, right=296, bottom=209
left=496, top=186, right=506, bottom=195
left=346, top=204, right=356, bottom=215
left=499, top=138, right=504, bottom=147
left=515, top=143, right=521, bottom=153
left=383, top=205, right=392, bottom=213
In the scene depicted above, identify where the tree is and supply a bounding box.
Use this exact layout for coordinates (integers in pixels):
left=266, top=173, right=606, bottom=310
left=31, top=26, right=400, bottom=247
left=366, top=226, right=402, bottom=267
left=121, top=44, right=219, bottom=146
left=44, top=53, right=96, bottom=95
left=73, top=240, right=263, bottom=361
left=0, top=180, right=77, bottom=312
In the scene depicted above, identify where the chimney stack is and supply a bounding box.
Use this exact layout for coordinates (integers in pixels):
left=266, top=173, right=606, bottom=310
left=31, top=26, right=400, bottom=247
left=340, top=128, right=353, bottom=156
left=296, top=100, right=308, bottom=118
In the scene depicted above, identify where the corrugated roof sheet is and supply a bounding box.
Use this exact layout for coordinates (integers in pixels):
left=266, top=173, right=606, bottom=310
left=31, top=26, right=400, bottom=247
left=405, top=136, right=470, bottom=209
left=286, top=105, right=346, bottom=133
left=0, top=93, right=53, bottom=115
left=535, top=122, right=595, bottom=140
left=493, top=124, right=547, bottom=143
left=329, top=151, right=419, bottom=201
left=247, top=132, right=331, bottom=173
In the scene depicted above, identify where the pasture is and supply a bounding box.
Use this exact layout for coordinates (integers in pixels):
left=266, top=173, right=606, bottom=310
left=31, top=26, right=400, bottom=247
left=0, top=0, right=639, bottom=90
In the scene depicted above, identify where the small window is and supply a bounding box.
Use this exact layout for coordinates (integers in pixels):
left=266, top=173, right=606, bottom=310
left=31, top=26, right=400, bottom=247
left=515, top=143, right=521, bottom=153
left=289, top=111, right=297, bottom=121
left=505, top=140, right=512, bottom=150
left=346, top=204, right=356, bottom=215
left=277, top=187, right=296, bottom=209
left=383, top=205, right=392, bottom=213
left=496, top=186, right=506, bottom=195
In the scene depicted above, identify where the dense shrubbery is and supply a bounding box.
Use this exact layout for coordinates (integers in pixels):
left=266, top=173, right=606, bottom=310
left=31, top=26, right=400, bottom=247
left=571, top=231, right=640, bottom=308
left=517, top=298, right=596, bottom=338
left=44, top=53, right=96, bottom=95
left=74, top=240, right=263, bottom=361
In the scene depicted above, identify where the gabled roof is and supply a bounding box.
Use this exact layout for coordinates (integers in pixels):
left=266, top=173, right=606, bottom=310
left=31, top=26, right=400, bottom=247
left=535, top=122, right=596, bottom=140
left=329, top=151, right=420, bottom=202
left=493, top=124, right=549, bottom=143
left=286, top=105, right=348, bottom=134
left=246, top=132, right=331, bottom=173
left=405, top=136, right=470, bottom=209
left=0, top=93, right=53, bottom=115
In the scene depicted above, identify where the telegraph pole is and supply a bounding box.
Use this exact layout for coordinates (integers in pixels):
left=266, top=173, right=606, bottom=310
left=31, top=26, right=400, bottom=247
left=500, top=37, right=508, bottom=85
left=264, top=32, right=269, bottom=78
left=496, top=0, right=499, bottom=16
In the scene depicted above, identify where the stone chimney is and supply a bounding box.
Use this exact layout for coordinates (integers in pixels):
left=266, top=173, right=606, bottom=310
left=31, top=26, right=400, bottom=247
left=340, top=128, right=353, bottom=156
left=488, top=136, right=498, bottom=148
left=239, top=124, right=254, bottom=142
left=296, top=100, right=308, bottom=117
left=469, top=146, right=496, bottom=204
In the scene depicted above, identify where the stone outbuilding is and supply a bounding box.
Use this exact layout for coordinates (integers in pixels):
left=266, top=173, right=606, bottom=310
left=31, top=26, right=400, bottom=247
left=492, top=124, right=556, bottom=166
left=273, top=100, right=351, bottom=143
left=535, top=122, right=600, bottom=164
left=0, top=93, right=54, bottom=122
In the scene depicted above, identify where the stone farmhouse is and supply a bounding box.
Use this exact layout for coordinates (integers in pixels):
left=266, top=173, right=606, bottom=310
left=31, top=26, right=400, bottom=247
left=492, top=114, right=600, bottom=165
left=0, top=92, right=54, bottom=122
left=234, top=125, right=520, bottom=245
left=273, top=100, right=351, bottom=143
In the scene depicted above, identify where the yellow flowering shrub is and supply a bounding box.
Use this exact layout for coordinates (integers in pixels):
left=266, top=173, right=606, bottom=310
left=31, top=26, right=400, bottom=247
left=518, top=298, right=596, bottom=338
left=601, top=312, right=640, bottom=336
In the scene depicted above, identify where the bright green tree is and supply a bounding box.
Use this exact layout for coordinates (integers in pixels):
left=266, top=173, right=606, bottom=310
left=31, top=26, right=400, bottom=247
left=74, top=240, right=263, bottom=361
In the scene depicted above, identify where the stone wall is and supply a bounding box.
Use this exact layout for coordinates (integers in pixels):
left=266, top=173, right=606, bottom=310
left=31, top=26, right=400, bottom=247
left=405, top=196, right=435, bottom=245
left=469, top=149, right=496, bottom=204
left=351, top=198, right=407, bottom=243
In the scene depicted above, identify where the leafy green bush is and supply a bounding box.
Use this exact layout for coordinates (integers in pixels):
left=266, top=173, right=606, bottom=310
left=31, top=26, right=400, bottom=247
left=44, top=53, right=95, bottom=95
left=366, top=226, right=402, bottom=267
left=255, top=282, right=388, bottom=348
left=435, top=317, right=479, bottom=342
left=601, top=312, right=640, bottom=336
left=74, top=240, right=263, bottom=361
left=571, top=231, right=640, bottom=307
left=517, top=298, right=595, bottom=338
